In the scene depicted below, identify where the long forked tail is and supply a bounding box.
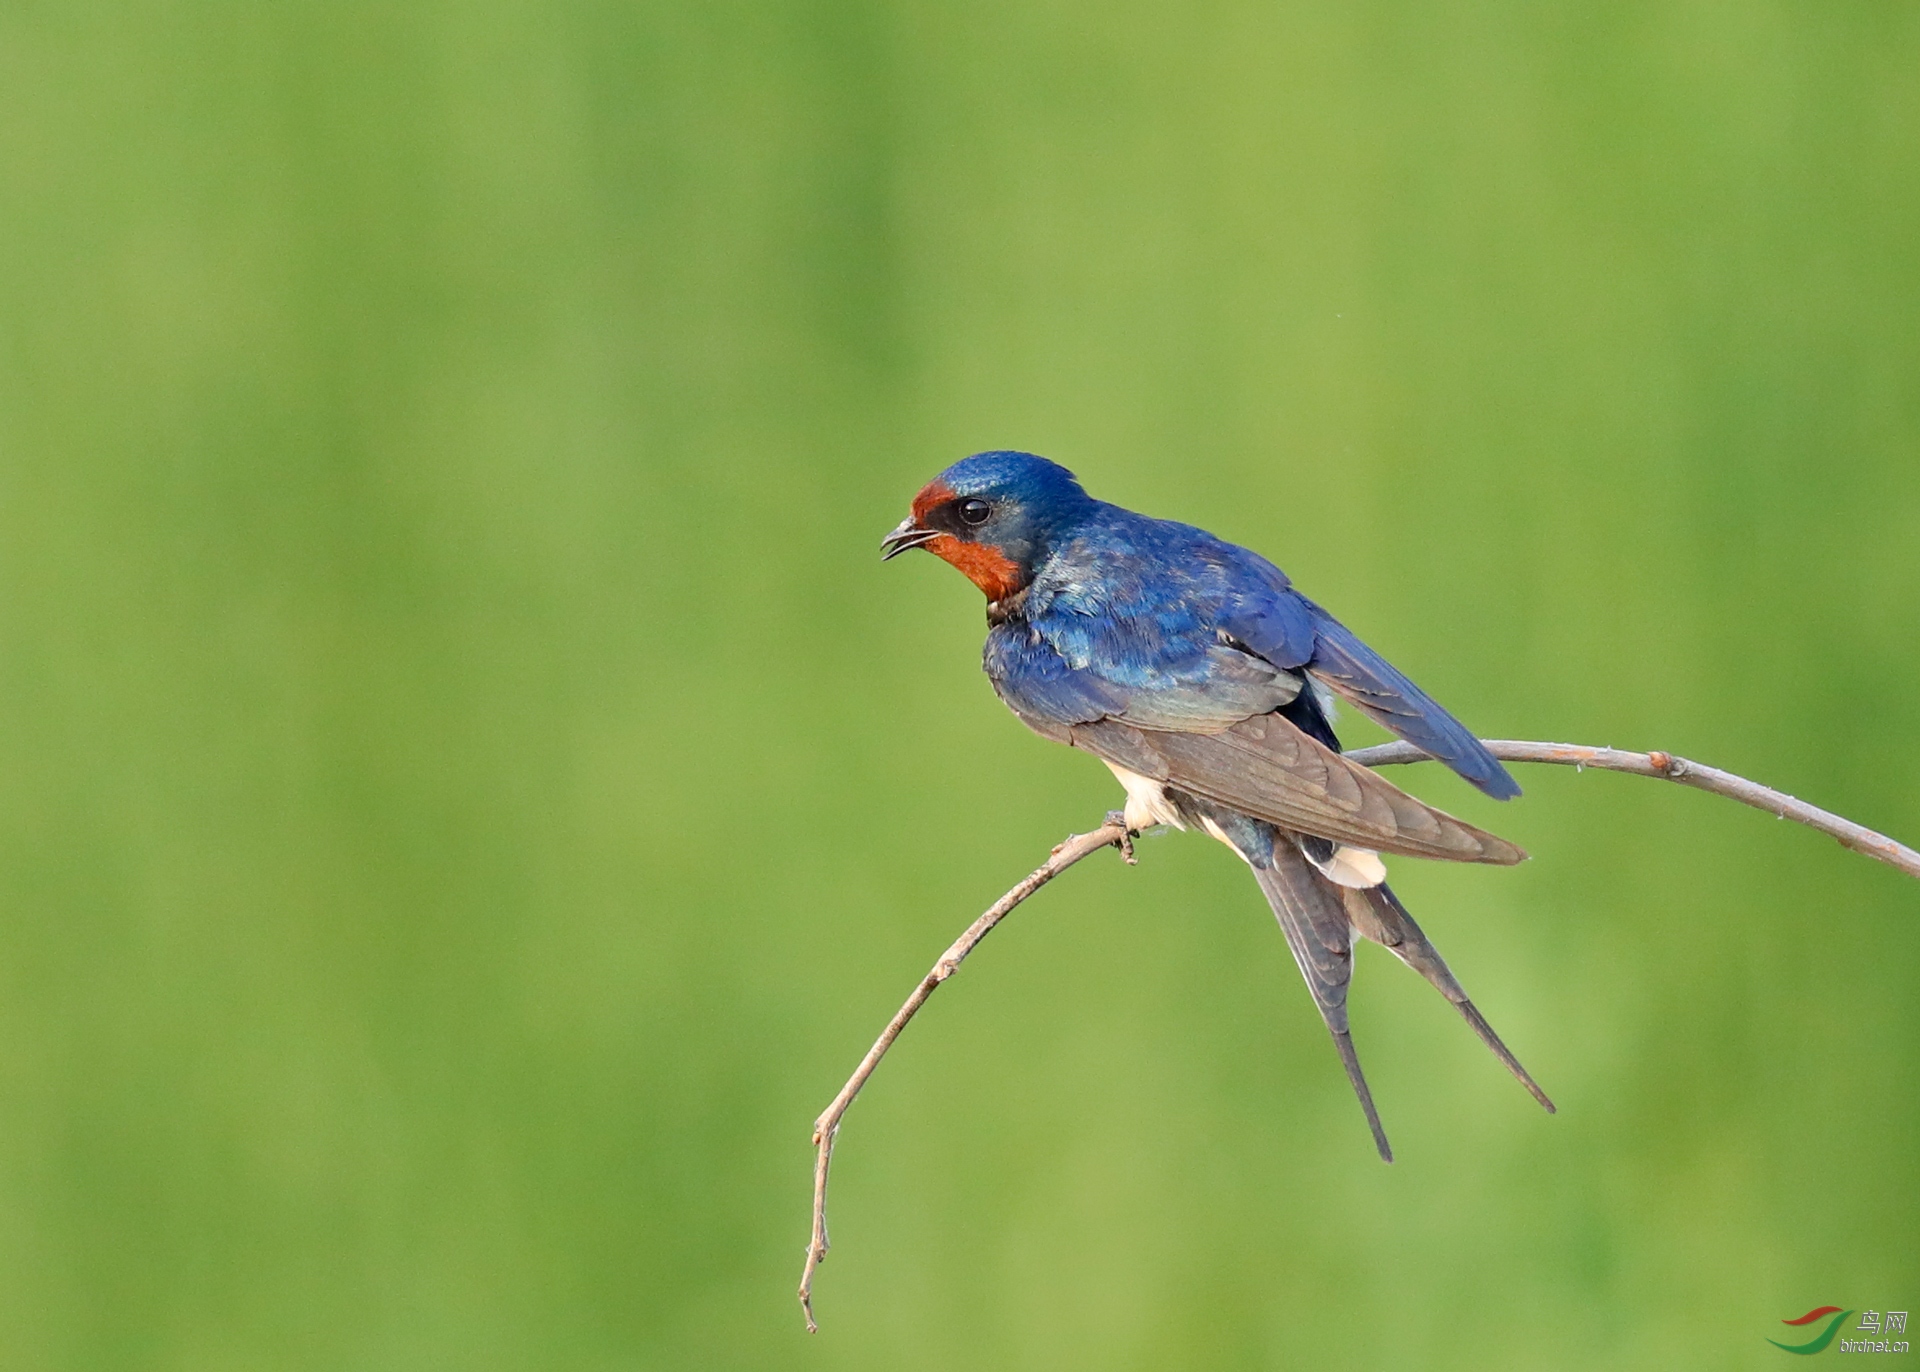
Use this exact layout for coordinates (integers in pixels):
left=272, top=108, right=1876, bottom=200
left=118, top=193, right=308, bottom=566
left=1249, top=842, right=1395, bottom=1162
left=1340, top=881, right=1555, bottom=1113
left=1222, top=805, right=1551, bottom=1161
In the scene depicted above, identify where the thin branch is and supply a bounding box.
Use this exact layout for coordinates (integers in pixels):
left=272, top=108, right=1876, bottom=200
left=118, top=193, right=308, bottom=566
left=799, top=739, right=1920, bottom=1330
left=1343, top=739, right=1920, bottom=882
left=798, top=814, right=1132, bottom=1332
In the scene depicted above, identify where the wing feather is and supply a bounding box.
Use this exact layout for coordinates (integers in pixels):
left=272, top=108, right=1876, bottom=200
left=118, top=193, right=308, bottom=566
left=1069, top=712, right=1524, bottom=864
left=1251, top=841, right=1393, bottom=1161
left=1303, top=601, right=1521, bottom=800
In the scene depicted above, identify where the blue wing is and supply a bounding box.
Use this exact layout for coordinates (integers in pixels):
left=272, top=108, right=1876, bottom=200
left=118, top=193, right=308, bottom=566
left=1215, top=575, right=1318, bottom=669
left=1204, top=547, right=1516, bottom=799
left=1298, top=598, right=1521, bottom=800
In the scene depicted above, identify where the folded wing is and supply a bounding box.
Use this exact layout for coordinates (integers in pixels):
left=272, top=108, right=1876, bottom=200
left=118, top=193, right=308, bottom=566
left=1068, top=712, right=1524, bottom=865
left=1301, top=599, right=1521, bottom=800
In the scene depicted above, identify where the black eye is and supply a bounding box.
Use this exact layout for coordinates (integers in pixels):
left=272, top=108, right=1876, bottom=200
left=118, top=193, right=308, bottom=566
left=959, top=498, right=991, bottom=526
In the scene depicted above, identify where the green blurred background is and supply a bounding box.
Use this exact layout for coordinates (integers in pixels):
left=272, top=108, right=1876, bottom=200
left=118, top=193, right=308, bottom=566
left=1, top=1, right=1915, bottom=1367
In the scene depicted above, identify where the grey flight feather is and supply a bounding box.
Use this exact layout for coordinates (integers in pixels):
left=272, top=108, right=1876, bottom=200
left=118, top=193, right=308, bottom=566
left=1067, top=712, right=1526, bottom=865
left=1250, top=841, right=1394, bottom=1163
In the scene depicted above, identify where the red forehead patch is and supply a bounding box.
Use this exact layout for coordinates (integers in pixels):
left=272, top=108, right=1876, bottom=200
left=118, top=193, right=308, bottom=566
left=910, top=479, right=955, bottom=523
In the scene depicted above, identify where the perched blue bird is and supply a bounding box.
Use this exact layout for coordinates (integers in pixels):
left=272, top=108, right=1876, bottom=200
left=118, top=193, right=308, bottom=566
left=883, top=451, right=1552, bottom=1160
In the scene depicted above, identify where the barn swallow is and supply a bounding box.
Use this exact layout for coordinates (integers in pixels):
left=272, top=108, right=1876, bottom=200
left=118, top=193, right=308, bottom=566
left=883, top=451, right=1552, bottom=1161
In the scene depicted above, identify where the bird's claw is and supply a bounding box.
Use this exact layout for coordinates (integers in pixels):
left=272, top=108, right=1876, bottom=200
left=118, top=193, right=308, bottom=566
left=1105, top=810, right=1137, bottom=865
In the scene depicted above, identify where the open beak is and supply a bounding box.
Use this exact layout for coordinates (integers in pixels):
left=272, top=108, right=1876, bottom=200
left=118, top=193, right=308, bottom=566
left=880, top=517, right=942, bottom=560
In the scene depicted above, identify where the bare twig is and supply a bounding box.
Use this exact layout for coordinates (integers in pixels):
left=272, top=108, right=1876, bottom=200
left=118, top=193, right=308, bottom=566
left=1343, top=740, right=1920, bottom=881
left=799, top=740, right=1920, bottom=1330
left=798, top=813, right=1131, bottom=1332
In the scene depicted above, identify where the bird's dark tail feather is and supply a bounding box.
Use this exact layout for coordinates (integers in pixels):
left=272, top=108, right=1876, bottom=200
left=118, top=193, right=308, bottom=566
left=1249, top=843, right=1394, bottom=1162
left=1341, top=882, right=1555, bottom=1113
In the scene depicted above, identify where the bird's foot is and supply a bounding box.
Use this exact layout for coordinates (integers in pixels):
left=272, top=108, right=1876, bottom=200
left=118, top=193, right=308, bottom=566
left=1105, top=810, right=1138, bottom=865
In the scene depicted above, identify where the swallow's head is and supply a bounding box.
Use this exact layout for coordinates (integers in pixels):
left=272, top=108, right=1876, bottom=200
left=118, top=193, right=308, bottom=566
left=881, top=451, right=1093, bottom=601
